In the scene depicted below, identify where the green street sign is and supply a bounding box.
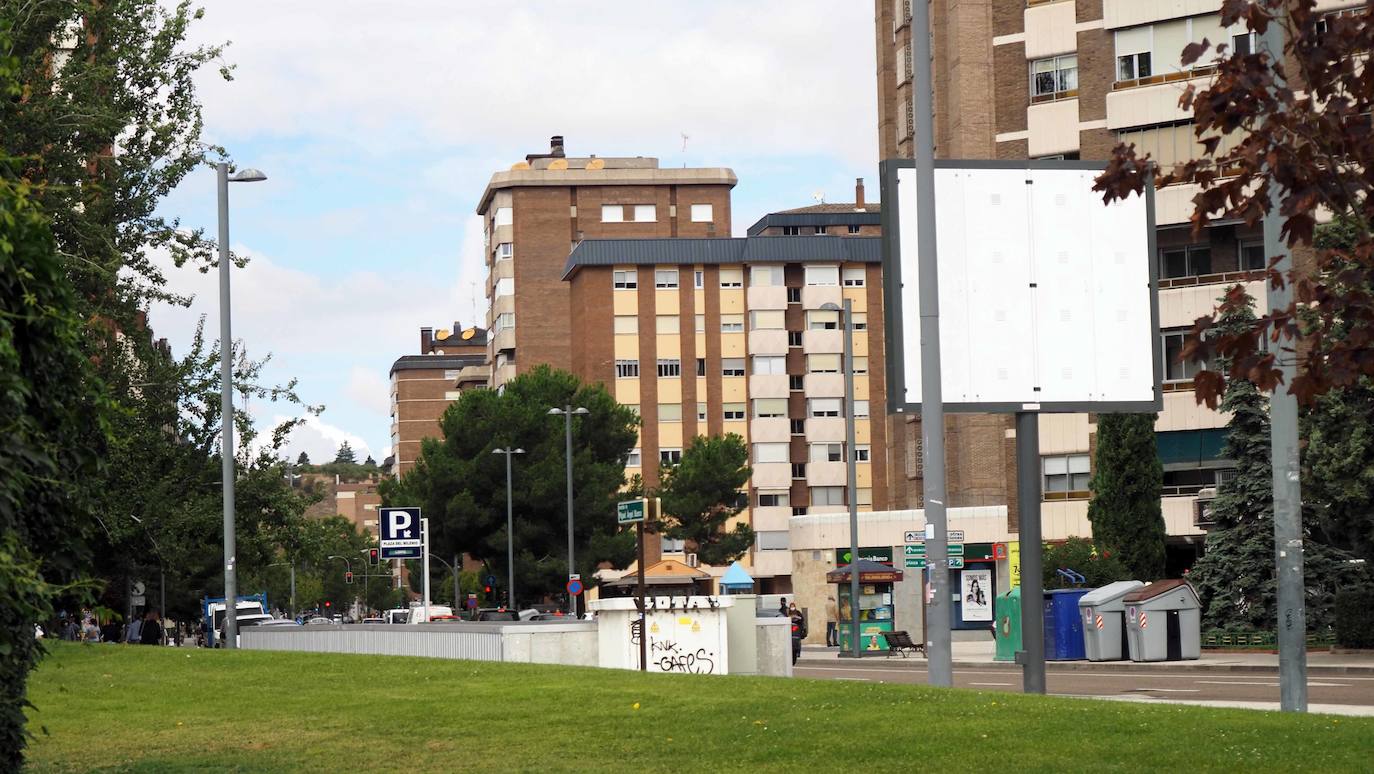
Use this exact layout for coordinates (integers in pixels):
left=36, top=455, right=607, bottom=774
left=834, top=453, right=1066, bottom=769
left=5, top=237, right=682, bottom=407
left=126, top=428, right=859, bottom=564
left=617, top=499, right=646, bottom=525
left=949, top=544, right=965, bottom=556
left=905, top=558, right=927, bottom=569
left=904, top=545, right=926, bottom=556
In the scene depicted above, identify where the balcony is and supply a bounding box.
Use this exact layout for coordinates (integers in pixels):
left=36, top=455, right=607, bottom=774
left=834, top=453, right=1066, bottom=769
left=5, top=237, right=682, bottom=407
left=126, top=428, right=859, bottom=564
left=751, top=549, right=793, bottom=579
left=802, top=329, right=842, bottom=354
left=806, top=461, right=847, bottom=487
left=801, top=285, right=842, bottom=310
left=803, top=373, right=845, bottom=398
left=748, top=417, right=790, bottom=443
left=1106, top=71, right=1215, bottom=130
left=747, top=285, right=788, bottom=310
left=751, top=462, right=792, bottom=489
left=750, top=374, right=789, bottom=399
left=748, top=329, right=789, bottom=356
left=806, top=417, right=845, bottom=443
left=751, top=505, right=792, bottom=532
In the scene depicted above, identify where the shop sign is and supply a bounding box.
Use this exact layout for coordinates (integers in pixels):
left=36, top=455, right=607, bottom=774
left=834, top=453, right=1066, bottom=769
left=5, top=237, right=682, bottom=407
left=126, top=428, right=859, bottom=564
left=835, top=547, right=894, bottom=566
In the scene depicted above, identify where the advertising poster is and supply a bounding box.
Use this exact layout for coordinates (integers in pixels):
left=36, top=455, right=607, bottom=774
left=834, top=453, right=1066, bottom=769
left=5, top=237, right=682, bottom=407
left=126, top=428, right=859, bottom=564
left=961, top=569, right=993, bottom=622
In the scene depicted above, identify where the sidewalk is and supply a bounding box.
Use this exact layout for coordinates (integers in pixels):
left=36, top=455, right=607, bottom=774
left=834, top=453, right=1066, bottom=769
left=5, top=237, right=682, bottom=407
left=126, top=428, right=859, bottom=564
left=800, top=642, right=1374, bottom=675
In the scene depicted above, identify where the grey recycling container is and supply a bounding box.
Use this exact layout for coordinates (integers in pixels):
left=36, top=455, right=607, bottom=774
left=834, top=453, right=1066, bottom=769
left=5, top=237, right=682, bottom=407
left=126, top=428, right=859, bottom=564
left=1124, top=579, right=1201, bottom=662
left=1078, top=580, right=1144, bottom=661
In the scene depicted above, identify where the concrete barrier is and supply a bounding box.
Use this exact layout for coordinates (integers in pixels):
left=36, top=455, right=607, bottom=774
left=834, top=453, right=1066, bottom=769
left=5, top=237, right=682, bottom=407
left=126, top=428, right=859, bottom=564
left=240, top=621, right=596, bottom=666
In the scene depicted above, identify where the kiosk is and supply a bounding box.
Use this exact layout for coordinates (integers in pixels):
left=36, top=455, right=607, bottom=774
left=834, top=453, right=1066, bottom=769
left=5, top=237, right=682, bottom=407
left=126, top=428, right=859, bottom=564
left=827, top=559, right=903, bottom=654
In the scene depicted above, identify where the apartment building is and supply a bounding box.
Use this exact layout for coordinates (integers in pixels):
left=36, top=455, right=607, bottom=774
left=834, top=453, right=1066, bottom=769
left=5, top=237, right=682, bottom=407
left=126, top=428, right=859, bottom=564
left=336, top=479, right=383, bottom=534
left=388, top=324, right=488, bottom=477
left=746, top=179, right=882, bottom=237
left=875, top=0, right=1358, bottom=566
left=564, top=235, right=889, bottom=592
left=477, top=136, right=737, bottom=389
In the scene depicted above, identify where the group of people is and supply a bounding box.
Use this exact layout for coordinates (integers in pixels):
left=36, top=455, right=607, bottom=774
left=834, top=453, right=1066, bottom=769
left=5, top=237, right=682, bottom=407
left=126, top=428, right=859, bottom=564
left=47, top=609, right=179, bottom=646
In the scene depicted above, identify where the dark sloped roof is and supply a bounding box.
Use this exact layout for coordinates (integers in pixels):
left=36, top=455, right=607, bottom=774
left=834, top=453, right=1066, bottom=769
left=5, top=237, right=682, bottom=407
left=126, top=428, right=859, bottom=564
left=563, top=236, right=881, bottom=279
left=776, top=202, right=881, bottom=215
left=745, top=206, right=882, bottom=236
left=389, top=353, right=486, bottom=376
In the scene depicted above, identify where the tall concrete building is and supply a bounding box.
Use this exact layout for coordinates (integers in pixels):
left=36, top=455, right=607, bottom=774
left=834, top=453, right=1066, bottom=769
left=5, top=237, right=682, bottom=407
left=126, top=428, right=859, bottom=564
left=477, top=137, right=737, bottom=389
left=873, top=0, right=1359, bottom=567
left=564, top=228, right=889, bottom=592
left=388, top=323, right=489, bottom=477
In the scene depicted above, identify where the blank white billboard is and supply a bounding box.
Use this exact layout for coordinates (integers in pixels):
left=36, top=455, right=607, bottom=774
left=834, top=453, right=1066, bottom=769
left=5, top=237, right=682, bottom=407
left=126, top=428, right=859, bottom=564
left=884, top=162, right=1159, bottom=413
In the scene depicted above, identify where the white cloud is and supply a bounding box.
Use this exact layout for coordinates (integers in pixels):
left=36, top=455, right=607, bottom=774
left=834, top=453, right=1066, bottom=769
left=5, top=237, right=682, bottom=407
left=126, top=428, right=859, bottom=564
left=275, top=414, right=375, bottom=464
left=344, top=366, right=392, bottom=417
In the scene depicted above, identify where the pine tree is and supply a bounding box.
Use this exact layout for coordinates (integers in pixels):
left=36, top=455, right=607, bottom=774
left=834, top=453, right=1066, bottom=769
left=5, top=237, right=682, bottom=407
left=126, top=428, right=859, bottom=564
left=333, top=441, right=357, bottom=465
left=296, top=451, right=310, bottom=466
left=364, top=455, right=377, bottom=467
left=1087, top=413, right=1165, bottom=580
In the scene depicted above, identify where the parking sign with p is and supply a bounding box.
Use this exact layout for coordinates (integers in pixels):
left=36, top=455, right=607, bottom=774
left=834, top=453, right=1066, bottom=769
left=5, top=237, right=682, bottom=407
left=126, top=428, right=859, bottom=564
left=380, top=507, right=423, bottom=559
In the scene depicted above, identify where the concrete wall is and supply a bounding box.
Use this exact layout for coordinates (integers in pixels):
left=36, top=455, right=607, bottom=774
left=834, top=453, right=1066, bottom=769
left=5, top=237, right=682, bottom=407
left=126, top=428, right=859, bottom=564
left=240, top=622, right=596, bottom=666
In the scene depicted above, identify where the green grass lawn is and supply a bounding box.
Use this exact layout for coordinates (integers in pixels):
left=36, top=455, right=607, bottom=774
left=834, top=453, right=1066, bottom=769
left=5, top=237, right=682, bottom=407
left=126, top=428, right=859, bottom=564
left=24, top=643, right=1374, bottom=773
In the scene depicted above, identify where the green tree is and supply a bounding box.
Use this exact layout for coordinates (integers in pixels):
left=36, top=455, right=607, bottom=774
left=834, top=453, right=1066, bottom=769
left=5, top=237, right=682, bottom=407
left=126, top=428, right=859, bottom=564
left=656, top=434, right=754, bottom=566
left=1087, top=414, right=1165, bottom=580
left=334, top=441, right=358, bottom=465
left=297, top=451, right=311, bottom=466
left=364, top=454, right=377, bottom=467
left=1043, top=538, right=1129, bottom=590
left=383, top=365, right=637, bottom=607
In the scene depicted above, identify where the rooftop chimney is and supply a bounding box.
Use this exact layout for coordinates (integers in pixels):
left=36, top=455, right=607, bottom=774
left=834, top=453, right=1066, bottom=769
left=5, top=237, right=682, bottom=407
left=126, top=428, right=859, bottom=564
left=855, top=178, right=866, bottom=210
left=420, top=327, right=433, bottom=354
left=550, top=135, right=565, bottom=158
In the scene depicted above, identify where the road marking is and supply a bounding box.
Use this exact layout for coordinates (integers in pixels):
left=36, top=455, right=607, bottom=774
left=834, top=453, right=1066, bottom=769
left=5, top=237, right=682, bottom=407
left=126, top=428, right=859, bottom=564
left=834, top=677, right=871, bottom=681
left=1196, top=680, right=1278, bottom=687
left=970, top=682, right=1012, bottom=686
left=1128, top=688, right=1200, bottom=693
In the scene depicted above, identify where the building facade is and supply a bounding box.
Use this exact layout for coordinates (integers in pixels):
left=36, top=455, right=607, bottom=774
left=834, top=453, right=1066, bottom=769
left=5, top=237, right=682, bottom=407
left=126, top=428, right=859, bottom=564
left=388, top=324, right=488, bottom=477
left=477, top=136, right=737, bottom=389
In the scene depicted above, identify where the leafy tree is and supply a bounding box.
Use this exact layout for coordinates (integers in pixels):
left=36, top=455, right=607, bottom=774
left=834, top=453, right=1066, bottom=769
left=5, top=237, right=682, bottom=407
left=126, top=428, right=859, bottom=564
left=1087, top=414, right=1166, bottom=580
left=383, top=366, right=637, bottom=606
left=297, top=452, right=311, bottom=466
left=1096, top=2, right=1374, bottom=405
left=1043, top=538, right=1130, bottom=590
left=655, top=435, right=754, bottom=566
left=334, top=441, right=358, bottom=465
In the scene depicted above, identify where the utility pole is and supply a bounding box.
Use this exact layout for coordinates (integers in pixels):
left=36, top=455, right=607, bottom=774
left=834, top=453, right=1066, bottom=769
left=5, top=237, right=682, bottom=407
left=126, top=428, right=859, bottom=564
left=1016, top=414, right=1045, bottom=693
left=217, top=162, right=238, bottom=649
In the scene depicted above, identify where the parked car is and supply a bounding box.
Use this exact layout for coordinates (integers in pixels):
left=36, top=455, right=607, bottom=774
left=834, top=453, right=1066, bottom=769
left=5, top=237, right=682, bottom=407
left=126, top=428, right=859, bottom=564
left=472, top=609, right=519, bottom=622
left=305, top=617, right=333, bottom=626
left=217, top=613, right=275, bottom=648
left=360, top=617, right=385, bottom=625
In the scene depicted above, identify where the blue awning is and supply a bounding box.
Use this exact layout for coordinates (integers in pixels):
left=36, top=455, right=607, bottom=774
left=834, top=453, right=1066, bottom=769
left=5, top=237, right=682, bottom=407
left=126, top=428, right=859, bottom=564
left=720, top=561, right=754, bottom=588
left=1157, top=429, right=1228, bottom=465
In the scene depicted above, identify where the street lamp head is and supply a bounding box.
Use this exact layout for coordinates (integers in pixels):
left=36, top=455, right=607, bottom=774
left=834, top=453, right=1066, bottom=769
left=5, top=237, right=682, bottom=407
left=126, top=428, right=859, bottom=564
left=572, top=407, right=590, bottom=415
left=229, top=168, right=267, bottom=183
left=513, top=448, right=525, bottom=454
left=547, top=407, right=564, bottom=416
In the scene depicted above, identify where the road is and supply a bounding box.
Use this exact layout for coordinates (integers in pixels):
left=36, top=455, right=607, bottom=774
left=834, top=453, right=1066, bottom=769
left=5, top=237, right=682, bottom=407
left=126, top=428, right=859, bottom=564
left=793, top=659, right=1374, bottom=707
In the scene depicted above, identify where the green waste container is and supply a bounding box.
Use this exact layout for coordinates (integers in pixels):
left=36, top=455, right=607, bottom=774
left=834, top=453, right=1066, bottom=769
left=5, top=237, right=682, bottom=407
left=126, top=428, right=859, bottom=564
left=994, top=587, right=1021, bottom=662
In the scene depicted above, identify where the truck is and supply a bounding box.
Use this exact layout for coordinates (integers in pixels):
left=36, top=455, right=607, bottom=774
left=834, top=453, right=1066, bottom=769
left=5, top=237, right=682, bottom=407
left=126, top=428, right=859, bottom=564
left=201, top=594, right=268, bottom=647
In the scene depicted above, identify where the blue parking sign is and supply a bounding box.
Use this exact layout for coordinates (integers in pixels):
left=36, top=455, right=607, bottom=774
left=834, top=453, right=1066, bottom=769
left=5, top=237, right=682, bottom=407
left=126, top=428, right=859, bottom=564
left=380, top=507, right=422, bottom=559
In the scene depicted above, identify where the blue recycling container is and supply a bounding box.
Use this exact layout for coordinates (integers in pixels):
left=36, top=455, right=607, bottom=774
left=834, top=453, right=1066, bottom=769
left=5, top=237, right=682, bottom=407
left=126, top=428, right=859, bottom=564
left=1043, top=588, right=1089, bottom=660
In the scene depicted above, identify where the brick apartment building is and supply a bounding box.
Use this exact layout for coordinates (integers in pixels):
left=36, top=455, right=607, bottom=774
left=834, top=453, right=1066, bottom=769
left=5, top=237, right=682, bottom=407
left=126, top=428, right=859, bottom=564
left=477, top=137, right=737, bottom=389
left=873, top=0, right=1360, bottom=565
left=388, top=324, right=489, bottom=477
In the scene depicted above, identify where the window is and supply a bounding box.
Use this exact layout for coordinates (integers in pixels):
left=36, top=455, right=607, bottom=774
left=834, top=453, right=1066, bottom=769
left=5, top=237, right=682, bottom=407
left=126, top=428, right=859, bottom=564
left=852, top=312, right=867, bottom=331
left=782, top=226, right=801, bottom=236
left=790, top=419, right=805, bottom=435
left=787, top=287, right=802, bottom=303
left=842, top=266, right=867, bottom=287
left=721, top=314, right=745, bottom=332
left=810, top=443, right=844, bottom=463
left=788, top=331, right=803, bottom=347
left=444, top=391, right=462, bottom=400
left=754, top=398, right=788, bottom=418
left=661, top=535, right=685, bottom=552
left=854, top=400, right=870, bottom=418
left=444, top=370, right=461, bottom=380
left=854, top=445, right=871, bottom=462
left=809, top=398, right=841, bottom=417
left=633, top=204, right=657, bottom=222
left=853, top=356, right=868, bottom=374
left=792, top=506, right=807, bottom=516
left=805, top=265, right=840, bottom=286
left=847, top=224, right=861, bottom=235
left=1239, top=241, right=1266, bottom=271
left=723, top=403, right=746, bottom=421
left=697, top=402, right=707, bottom=421
left=857, top=487, right=873, bottom=507
left=695, top=314, right=705, bottom=333
left=613, top=270, right=638, bottom=289
left=719, top=268, right=743, bottom=288
left=601, top=204, right=624, bottom=223
left=1231, top=30, right=1256, bottom=56
left=1162, top=328, right=1214, bottom=381
left=492, top=277, right=515, bottom=297
left=496, top=242, right=513, bottom=261
left=754, top=443, right=790, bottom=464
left=494, top=207, right=513, bottom=227
left=657, top=359, right=681, bottom=377
left=1031, top=54, right=1078, bottom=101
left=1118, top=122, right=1242, bottom=172
left=656, top=315, right=680, bottom=334
left=690, top=203, right=714, bottom=223
left=1043, top=453, right=1091, bottom=493
left=814, top=226, right=828, bottom=235
left=758, top=491, right=790, bottom=508
left=789, top=375, right=804, bottom=391
left=1162, top=465, right=1236, bottom=496
left=756, top=531, right=790, bottom=551
left=1115, top=25, right=1153, bottom=82
left=627, top=448, right=642, bottom=467
left=807, top=354, right=841, bottom=373
left=613, top=315, right=638, bottom=335
left=1162, top=244, right=1213, bottom=279
left=811, top=486, right=845, bottom=506
left=753, top=355, right=787, bottom=375
left=750, top=310, right=784, bottom=330
left=655, top=269, right=679, bottom=289
left=493, top=313, right=515, bottom=333
left=721, top=358, right=746, bottom=377
left=1116, top=14, right=1228, bottom=85
left=694, top=270, right=704, bottom=289
left=807, top=310, right=840, bottom=330
left=791, top=463, right=807, bottom=480
left=615, top=359, right=639, bottom=378
left=661, top=448, right=682, bottom=465
left=659, top=403, right=682, bottom=422
left=696, top=358, right=706, bottom=376
left=751, top=265, right=785, bottom=287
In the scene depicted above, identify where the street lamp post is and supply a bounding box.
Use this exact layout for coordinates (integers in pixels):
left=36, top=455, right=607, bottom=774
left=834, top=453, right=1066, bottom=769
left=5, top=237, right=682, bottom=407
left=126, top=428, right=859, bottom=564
left=268, top=561, right=295, bottom=617
left=130, top=514, right=165, bottom=622
left=548, top=405, right=588, bottom=618
left=217, top=162, right=266, bottom=650
left=492, top=447, right=525, bottom=609
left=427, top=553, right=460, bottom=613
left=823, top=301, right=861, bottom=657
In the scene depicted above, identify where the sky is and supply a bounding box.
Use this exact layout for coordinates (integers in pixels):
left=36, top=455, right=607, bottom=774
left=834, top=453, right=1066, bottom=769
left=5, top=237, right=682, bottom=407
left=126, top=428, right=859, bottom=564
left=148, top=1, right=879, bottom=464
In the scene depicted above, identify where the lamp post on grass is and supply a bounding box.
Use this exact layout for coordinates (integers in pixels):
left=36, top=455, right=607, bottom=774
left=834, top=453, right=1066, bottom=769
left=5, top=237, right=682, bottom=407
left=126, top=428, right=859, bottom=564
left=492, top=447, right=525, bottom=609
left=548, top=405, right=588, bottom=618
left=822, top=300, right=861, bottom=657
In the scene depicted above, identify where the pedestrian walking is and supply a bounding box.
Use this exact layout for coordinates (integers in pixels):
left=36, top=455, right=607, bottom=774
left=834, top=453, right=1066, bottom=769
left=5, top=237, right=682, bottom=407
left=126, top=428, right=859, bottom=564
left=825, top=596, right=839, bottom=647
left=139, top=610, right=162, bottom=645
left=125, top=615, right=143, bottom=644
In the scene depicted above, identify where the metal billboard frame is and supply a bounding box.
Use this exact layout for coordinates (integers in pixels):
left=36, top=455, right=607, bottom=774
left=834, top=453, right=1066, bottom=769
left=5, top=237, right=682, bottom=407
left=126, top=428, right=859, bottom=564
left=879, top=158, right=1163, bottom=416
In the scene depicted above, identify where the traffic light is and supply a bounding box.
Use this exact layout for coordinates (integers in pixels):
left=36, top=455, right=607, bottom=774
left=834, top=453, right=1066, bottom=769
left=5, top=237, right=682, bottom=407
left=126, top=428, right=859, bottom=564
left=367, top=548, right=379, bottom=566
left=345, top=571, right=354, bottom=585
left=483, top=583, right=493, bottom=597
left=324, top=601, right=331, bottom=609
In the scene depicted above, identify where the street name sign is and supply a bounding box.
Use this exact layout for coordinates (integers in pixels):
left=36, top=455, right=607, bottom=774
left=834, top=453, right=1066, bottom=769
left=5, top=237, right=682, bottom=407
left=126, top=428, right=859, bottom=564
left=617, top=499, right=647, bottom=525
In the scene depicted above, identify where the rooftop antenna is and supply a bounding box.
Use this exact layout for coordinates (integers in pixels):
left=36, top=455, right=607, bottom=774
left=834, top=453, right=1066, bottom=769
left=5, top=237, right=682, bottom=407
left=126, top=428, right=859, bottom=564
left=469, top=281, right=478, bottom=324
left=680, top=132, right=690, bottom=167
left=812, top=190, right=825, bottom=205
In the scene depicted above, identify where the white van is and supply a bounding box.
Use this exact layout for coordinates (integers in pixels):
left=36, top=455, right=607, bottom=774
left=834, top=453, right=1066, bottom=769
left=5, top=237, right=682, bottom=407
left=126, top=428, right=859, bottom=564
left=408, top=604, right=454, bottom=624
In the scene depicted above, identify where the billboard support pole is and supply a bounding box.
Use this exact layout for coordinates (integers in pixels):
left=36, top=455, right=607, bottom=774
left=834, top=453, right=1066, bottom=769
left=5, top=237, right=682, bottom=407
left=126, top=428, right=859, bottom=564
left=1015, top=412, right=1046, bottom=693
left=911, top=0, right=951, bottom=688
left=421, top=517, right=431, bottom=624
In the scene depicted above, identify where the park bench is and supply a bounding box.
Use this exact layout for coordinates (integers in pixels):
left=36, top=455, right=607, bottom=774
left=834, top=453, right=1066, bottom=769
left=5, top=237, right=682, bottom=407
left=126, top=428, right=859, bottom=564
left=882, top=630, right=925, bottom=658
